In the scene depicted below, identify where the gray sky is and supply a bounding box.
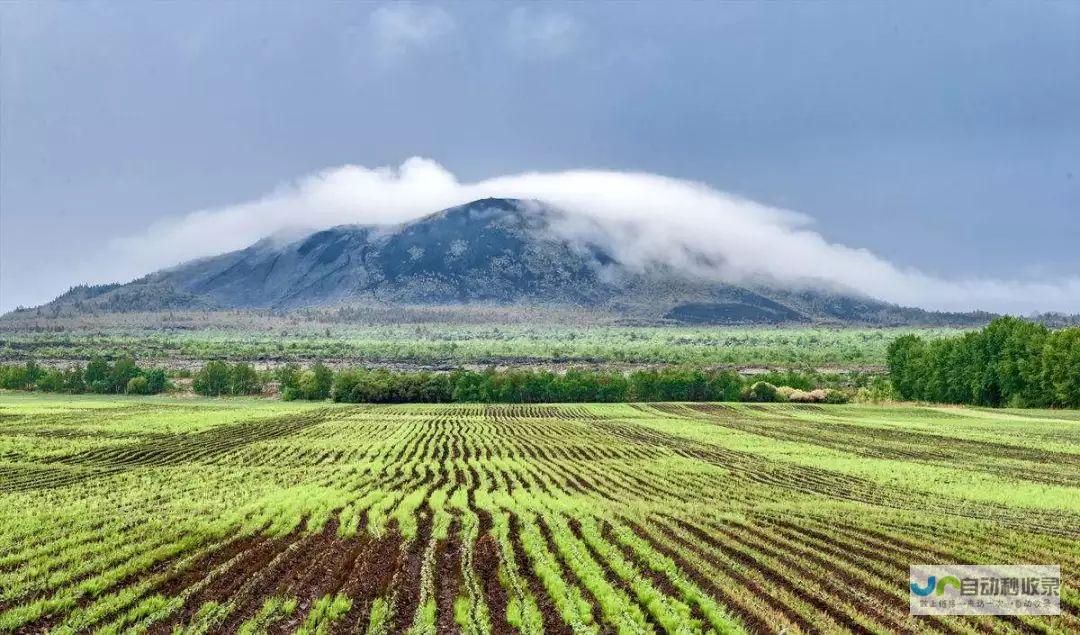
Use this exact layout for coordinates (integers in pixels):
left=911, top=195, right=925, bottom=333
left=1, top=1, right=1078, bottom=312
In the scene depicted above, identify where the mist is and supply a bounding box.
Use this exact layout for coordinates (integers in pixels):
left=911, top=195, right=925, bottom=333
left=105, top=157, right=1078, bottom=314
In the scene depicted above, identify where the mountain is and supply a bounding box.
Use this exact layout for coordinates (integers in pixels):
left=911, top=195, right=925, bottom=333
left=27, top=198, right=992, bottom=325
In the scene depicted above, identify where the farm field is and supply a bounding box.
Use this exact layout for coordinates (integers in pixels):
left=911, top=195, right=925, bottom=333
left=0, top=394, right=1078, bottom=634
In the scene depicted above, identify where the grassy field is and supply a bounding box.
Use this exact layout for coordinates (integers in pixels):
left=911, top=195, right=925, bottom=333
left=0, top=394, right=1077, bottom=633
left=0, top=325, right=963, bottom=370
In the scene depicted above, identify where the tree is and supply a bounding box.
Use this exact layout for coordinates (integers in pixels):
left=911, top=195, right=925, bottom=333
left=886, top=335, right=925, bottom=400
left=0, top=362, right=37, bottom=389
left=85, top=357, right=110, bottom=388
left=229, top=363, right=262, bottom=395
left=278, top=363, right=302, bottom=400
left=418, top=373, right=452, bottom=403
left=295, top=363, right=333, bottom=400
left=1043, top=329, right=1080, bottom=408
left=144, top=369, right=168, bottom=394
left=885, top=318, right=1079, bottom=408
left=708, top=372, right=743, bottom=402
left=450, top=370, right=485, bottom=402
left=126, top=376, right=150, bottom=395
left=309, top=364, right=333, bottom=400
left=193, top=361, right=231, bottom=396
left=62, top=366, right=86, bottom=394
left=331, top=369, right=362, bottom=402
left=36, top=369, right=66, bottom=392
left=628, top=370, right=659, bottom=401
left=110, top=357, right=140, bottom=394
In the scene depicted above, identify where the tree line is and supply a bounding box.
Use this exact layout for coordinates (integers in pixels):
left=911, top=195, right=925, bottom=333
left=299, top=366, right=847, bottom=404
left=327, top=367, right=744, bottom=404
left=887, top=317, right=1079, bottom=408
left=0, top=358, right=850, bottom=404
left=0, top=358, right=168, bottom=395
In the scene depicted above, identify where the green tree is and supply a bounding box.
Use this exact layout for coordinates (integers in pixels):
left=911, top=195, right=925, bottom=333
left=193, top=361, right=231, bottom=396
left=450, top=370, right=485, bottom=402
left=743, top=381, right=781, bottom=403
left=144, top=369, right=168, bottom=394
left=886, top=335, right=925, bottom=400
left=62, top=366, right=86, bottom=394
left=886, top=318, right=1079, bottom=408
left=0, top=362, right=38, bottom=389
left=126, top=376, right=150, bottom=395
left=85, top=357, right=110, bottom=392
left=278, top=363, right=302, bottom=400
left=229, top=363, right=262, bottom=395
left=1043, top=329, right=1080, bottom=408
left=308, top=363, right=333, bottom=400
left=36, top=369, right=66, bottom=392
left=110, top=357, right=140, bottom=394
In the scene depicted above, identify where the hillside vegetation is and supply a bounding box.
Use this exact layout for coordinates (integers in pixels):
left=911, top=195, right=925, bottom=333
left=0, top=324, right=961, bottom=370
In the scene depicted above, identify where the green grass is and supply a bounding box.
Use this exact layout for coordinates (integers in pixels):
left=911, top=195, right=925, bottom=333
left=0, top=393, right=1077, bottom=633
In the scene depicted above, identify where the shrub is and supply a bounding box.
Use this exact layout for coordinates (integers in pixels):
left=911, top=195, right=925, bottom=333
left=754, top=370, right=814, bottom=391
left=0, top=361, right=41, bottom=390
left=742, top=381, right=781, bottom=402
left=193, top=361, right=231, bottom=396
left=36, top=369, right=66, bottom=392
left=823, top=389, right=849, bottom=404
left=784, top=388, right=825, bottom=403
left=110, top=358, right=140, bottom=394
left=126, top=376, right=150, bottom=395
left=279, top=363, right=302, bottom=400
left=297, top=364, right=333, bottom=400
left=144, top=369, right=168, bottom=394
left=85, top=358, right=110, bottom=387
left=62, top=367, right=87, bottom=394
left=229, top=363, right=262, bottom=395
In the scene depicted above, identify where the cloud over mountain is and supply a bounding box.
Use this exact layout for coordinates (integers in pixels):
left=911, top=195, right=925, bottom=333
left=107, top=157, right=1080, bottom=314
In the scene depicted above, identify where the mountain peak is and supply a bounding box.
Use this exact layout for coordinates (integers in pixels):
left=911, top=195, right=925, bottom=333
left=423, top=197, right=551, bottom=226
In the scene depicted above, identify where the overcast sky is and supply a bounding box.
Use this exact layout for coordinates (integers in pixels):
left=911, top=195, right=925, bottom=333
left=1, top=1, right=1077, bottom=312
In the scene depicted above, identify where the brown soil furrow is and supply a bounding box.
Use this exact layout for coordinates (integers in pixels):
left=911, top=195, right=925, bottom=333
left=720, top=518, right=921, bottom=635
left=435, top=520, right=464, bottom=635
left=149, top=523, right=311, bottom=634
left=670, top=516, right=873, bottom=635
left=338, top=529, right=406, bottom=633
left=639, top=518, right=808, bottom=634
left=599, top=519, right=709, bottom=629
left=473, top=509, right=513, bottom=635
left=566, top=517, right=662, bottom=632
left=386, top=510, right=434, bottom=634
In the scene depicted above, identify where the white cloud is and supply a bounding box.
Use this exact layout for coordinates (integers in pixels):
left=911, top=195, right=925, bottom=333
left=103, top=157, right=1080, bottom=314
left=504, top=7, right=581, bottom=60
left=369, top=3, right=455, bottom=63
